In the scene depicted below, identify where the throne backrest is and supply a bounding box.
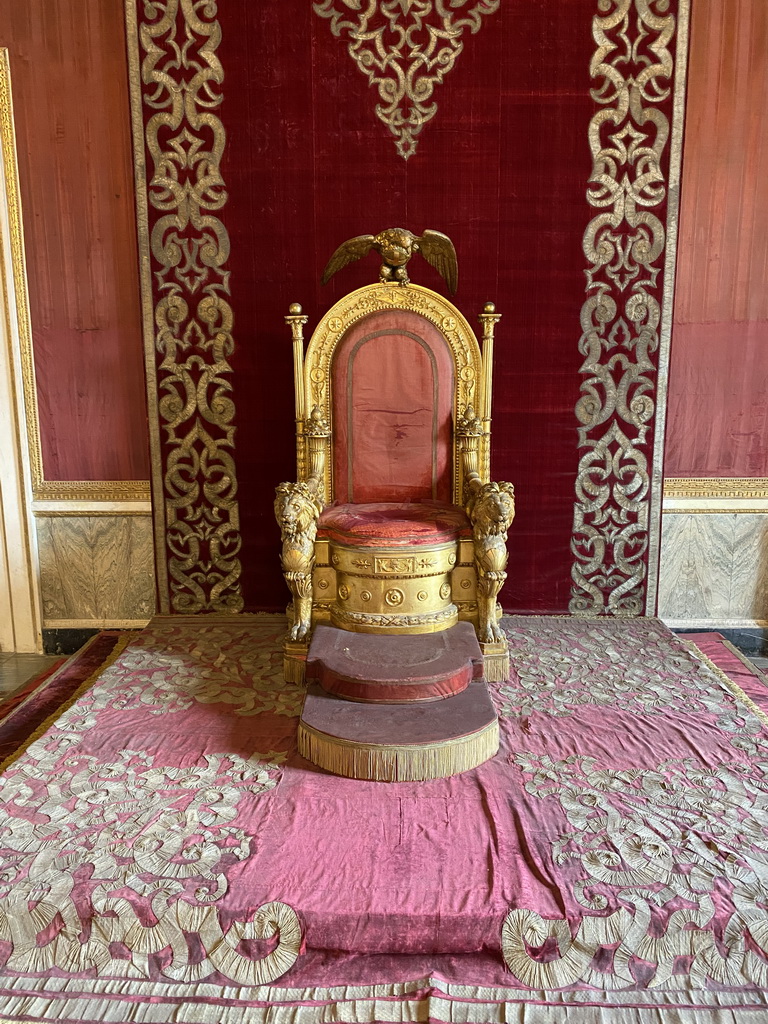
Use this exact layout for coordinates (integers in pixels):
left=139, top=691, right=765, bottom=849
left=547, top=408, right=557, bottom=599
left=331, top=309, right=454, bottom=504
left=298, top=284, right=488, bottom=506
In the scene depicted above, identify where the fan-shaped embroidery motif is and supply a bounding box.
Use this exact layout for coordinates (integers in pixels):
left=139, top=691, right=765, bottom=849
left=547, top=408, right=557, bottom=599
left=314, top=0, right=500, bottom=159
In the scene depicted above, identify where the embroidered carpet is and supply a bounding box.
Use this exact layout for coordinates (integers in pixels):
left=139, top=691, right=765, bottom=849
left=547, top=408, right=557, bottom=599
left=1, top=615, right=768, bottom=1023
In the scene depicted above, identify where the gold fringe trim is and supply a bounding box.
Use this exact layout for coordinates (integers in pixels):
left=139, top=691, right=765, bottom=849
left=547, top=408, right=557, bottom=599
left=680, top=637, right=768, bottom=731
left=0, top=632, right=138, bottom=775
left=297, top=719, right=499, bottom=782
left=483, top=651, right=510, bottom=682
left=283, top=654, right=306, bottom=684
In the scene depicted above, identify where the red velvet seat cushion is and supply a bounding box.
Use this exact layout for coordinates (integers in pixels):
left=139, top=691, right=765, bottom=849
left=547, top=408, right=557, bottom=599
left=318, top=501, right=471, bottom=548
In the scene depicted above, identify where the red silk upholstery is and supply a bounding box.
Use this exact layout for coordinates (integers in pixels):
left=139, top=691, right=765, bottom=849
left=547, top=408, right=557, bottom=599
left=318, top=501, right=470, bottom=548
left=331, top=310, right=454, bottom=504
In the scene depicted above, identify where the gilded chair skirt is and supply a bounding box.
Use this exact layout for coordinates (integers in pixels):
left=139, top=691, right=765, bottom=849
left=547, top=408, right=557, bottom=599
left=325, top=539, right=457, bottom=634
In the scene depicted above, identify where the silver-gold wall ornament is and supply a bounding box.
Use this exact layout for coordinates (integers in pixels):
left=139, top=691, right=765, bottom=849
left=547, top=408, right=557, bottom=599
left=127, top=0, right=243, bottom=613
left=570, top=0, right=688, bottom=616
left=314, top=0, right=500, bottom=160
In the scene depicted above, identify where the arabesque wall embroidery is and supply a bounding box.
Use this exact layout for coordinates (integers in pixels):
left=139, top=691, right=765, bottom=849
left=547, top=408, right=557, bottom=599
left=314, top=0, right=500, bottom=159
left=132, top=0, right=243, bottom=613
left=570, top=0, right=677, bottom=615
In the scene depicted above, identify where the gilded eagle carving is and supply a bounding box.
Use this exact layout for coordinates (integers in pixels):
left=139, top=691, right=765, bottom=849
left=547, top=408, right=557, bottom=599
left=321, top=228, right=458, bottom=293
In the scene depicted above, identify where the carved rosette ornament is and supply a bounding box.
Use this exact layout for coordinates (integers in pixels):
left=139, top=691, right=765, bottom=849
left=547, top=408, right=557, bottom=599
left=570, top=0, right=683, bottom=616
left=314, top=0, right=500, bottom=159
left=129, top=0, right=243, bottom=613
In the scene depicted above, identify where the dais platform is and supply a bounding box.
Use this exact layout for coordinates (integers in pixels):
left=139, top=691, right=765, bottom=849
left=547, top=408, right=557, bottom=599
left=298, top=622, right=499, bottom=782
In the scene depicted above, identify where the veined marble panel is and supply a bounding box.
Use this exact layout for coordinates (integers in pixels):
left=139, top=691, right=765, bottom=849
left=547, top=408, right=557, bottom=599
left=36, top=514, right=155, bottom=625
left=658, top=512, right=768, bottom=626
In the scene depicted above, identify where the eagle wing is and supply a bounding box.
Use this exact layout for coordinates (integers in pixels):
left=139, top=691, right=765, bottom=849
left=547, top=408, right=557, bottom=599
left=321, top=235, right=376, bottom=285
left=418, top=230, right=458, bottom=294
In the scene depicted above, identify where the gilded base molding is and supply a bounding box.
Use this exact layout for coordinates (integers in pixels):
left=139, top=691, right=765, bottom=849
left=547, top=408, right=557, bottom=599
left=331, top=603, right=459, bottom=635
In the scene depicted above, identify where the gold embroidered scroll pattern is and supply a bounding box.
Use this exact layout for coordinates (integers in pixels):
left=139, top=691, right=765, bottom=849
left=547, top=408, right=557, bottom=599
left=140, top=0, right=242, bottom=612
left=101, top=623, right=304, bottom=718
left=570, top=0, right=674, bottom=615
left=0, top=745, right=301, bottom=983
left=314, top=0, right=500, bottom=160
left=498, top=616, right=745, bottom=723
left=503, top=751, right=768, bottom=989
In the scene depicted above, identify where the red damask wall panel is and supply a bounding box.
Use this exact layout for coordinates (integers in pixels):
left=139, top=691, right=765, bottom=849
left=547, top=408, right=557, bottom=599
left=2, top=0, right=149, bottom=481
left=666, top=0, right=768, bottom=477
left=221, top=0, right=595, bottom=612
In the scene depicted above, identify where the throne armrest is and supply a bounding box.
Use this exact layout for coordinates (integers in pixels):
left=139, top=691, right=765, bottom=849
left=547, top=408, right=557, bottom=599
left=456, top=405, right=515, bottom=646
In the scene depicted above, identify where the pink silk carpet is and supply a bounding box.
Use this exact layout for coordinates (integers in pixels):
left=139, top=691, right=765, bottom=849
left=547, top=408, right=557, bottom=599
left=1, top=616, right=768, bottom=1022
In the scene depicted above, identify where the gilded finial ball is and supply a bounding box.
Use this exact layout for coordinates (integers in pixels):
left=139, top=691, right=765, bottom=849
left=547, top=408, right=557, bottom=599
left=289, top=302, right=302, bottom=315
left=483, top=301, right=496, bottom=314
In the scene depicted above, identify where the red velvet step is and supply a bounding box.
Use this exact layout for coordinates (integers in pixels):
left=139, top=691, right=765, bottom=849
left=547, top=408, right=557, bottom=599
left=297, top=678, right=499, bottom=781
left=305, top=622, right=483, bottom=704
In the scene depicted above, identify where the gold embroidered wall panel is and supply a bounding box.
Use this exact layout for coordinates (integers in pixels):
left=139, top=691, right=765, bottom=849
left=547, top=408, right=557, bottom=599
left=570, top=1, right=689, bottom=615
left=128, top=0, right=242, bottom=614
left=127, top=0, right=689, bottom=615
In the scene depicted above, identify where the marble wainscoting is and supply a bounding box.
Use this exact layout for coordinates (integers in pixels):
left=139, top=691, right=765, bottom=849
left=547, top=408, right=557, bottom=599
left=658, top=481, right=768, bottom=629
left=35, top=511, right=155, bottom=630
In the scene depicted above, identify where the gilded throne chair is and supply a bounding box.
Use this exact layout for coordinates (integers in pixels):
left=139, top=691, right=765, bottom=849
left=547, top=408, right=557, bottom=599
left=275, top=233, right=515, bottom=687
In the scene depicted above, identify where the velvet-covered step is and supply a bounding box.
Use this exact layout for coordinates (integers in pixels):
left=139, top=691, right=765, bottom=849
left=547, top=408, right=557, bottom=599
left=306, top=622, right=483, bottom=704
left=297, top=677, right=498, bottom=782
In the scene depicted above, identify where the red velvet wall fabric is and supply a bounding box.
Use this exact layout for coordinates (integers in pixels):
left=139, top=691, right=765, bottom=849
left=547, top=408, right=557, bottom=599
left=218, top=0, right=597, bottom=612
left=331, top=311, right=454, bottom=504
left=2, top=0, right=149, bottom=482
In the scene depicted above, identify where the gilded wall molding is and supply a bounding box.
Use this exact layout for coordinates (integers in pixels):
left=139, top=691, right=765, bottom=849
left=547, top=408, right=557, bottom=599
left=0, top=48, right=44, bottom=652
left=126, top=0, right=243, bottom=614
left=33, top=481, right=151, bottom=502
left=664, top=507, right=768, bottom=516
left=314, top=0, right=500, bottom=160
left=664, top=478, right=768, bottom=500
left=570, top=0, right=689, bottom=616
left=0, top=48, right=41, bottom=491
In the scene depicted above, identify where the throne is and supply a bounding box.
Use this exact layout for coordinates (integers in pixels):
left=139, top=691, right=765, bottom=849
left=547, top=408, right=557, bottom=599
left=275, top=244, right=515, bottom=688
